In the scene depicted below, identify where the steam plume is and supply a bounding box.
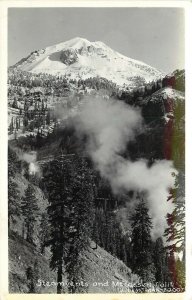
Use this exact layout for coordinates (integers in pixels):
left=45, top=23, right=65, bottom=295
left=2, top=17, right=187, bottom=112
left=10, top=147, right=40, bottom=176
left=73, top=97, right=176, bottom=238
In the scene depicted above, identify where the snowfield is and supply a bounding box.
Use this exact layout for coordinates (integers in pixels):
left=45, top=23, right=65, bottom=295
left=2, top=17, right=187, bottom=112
left=13, top=37, right=164, bottom=87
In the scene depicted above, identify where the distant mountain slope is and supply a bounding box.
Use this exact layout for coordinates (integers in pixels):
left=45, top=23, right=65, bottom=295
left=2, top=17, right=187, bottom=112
left=12, top=37, right=163, bottom=87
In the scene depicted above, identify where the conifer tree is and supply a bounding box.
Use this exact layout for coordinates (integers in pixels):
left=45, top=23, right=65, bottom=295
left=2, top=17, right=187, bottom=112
left=39, top=212, right=50, bottom=254
left=130, top=197, right=156, bottom=282
left=153, top=237, right=167, bottom=283
left=8, top=147, right=21, bottom=229
left=26, top=260, right=39, bottom=293
left=43, top=157, right=72, bottom=293
left=26, top=266, right=35, bottom=293
left=92, top=206, right=129, bottom=266
left=21, top=184, right=39, bottom=243
left=164, top=171, right=185, bottom=289
left=9, top=117, right=14, bottom=134
left=44, top=155, right=95, bottom=293
left=164, top=172, right=185, bottom=254
left=175, top=257, right=185, bottom=289
left=8, top=178, right=21, bottom=229
left=64, top=157, right=94, bottom=293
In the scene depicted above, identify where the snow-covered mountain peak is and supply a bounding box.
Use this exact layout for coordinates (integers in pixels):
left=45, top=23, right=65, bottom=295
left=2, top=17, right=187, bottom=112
left=50, top=37, right=93, bottom=51
left=12, top=37, right=164, bottom=87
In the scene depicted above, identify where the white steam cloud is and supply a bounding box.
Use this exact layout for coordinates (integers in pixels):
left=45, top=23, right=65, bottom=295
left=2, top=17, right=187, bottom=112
left=10, top=147, right=40, bottom=176
left=73, top=97, right=177, bottom=238
left=23, top=152, right=40, bottom=175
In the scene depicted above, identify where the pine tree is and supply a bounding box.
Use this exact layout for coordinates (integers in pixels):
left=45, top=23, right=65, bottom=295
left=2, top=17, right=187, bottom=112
left=8, top=178, right=21, bottom=229
left=164, top=171, right=185, bottom=289
left=175, top=258, right=185, bottom=289
left=43, top=155, right=95, bottom=293
left=8, top=147, right=21, bottom=229
left=43, top=157, right=72, bottom=293
left=39, top=212, right=50, bottom=254
left=26, top=266, right=35, bottom=293
left=26, top=261, right=39, bottom=293
left=9, top=117, right=14, bottom=134
left=8, top=146, right=22, bottom=176
left=164, top=172, right=185, bottom=254
left=153, top=237, right=167, bottom=283
left=64, top=157, right=94, bottom=293
left=21, top=184, right=39, bottom=244
left=130, top=197, right=156, bottom=283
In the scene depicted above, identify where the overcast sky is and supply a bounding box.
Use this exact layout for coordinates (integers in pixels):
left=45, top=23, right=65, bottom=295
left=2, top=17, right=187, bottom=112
left=8, top=7, right=185, bottom=73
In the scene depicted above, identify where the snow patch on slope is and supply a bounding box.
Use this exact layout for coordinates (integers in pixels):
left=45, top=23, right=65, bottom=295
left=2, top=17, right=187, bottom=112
left=149, top=87, right=185, bottom=103
left=160, top=87, right=185, bottom=101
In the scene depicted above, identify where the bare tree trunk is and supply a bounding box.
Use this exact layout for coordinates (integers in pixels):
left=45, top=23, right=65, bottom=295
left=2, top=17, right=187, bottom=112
left=57, top=265, right=63, bottom=294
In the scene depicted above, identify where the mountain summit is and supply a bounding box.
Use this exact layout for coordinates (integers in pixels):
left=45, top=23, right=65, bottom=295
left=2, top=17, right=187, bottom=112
left=13, top=37, right=163, bottom=87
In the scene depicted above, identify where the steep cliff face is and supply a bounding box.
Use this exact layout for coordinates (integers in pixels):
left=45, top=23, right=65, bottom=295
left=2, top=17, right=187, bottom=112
left=141, top=87, right=184, bottom=124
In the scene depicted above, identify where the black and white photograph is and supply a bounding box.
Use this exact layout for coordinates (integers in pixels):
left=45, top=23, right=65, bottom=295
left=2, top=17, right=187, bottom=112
left=4, top=3, right=186, bottom=295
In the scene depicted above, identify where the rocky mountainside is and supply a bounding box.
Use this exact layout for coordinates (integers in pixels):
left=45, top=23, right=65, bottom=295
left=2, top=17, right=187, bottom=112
left=9, top=232, right=139, bottom=293
left=11, top=37, right=163, bottom=88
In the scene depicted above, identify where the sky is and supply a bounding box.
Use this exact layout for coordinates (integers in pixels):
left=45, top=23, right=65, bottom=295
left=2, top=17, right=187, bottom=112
left=8, top=7, right=185, bottom=73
